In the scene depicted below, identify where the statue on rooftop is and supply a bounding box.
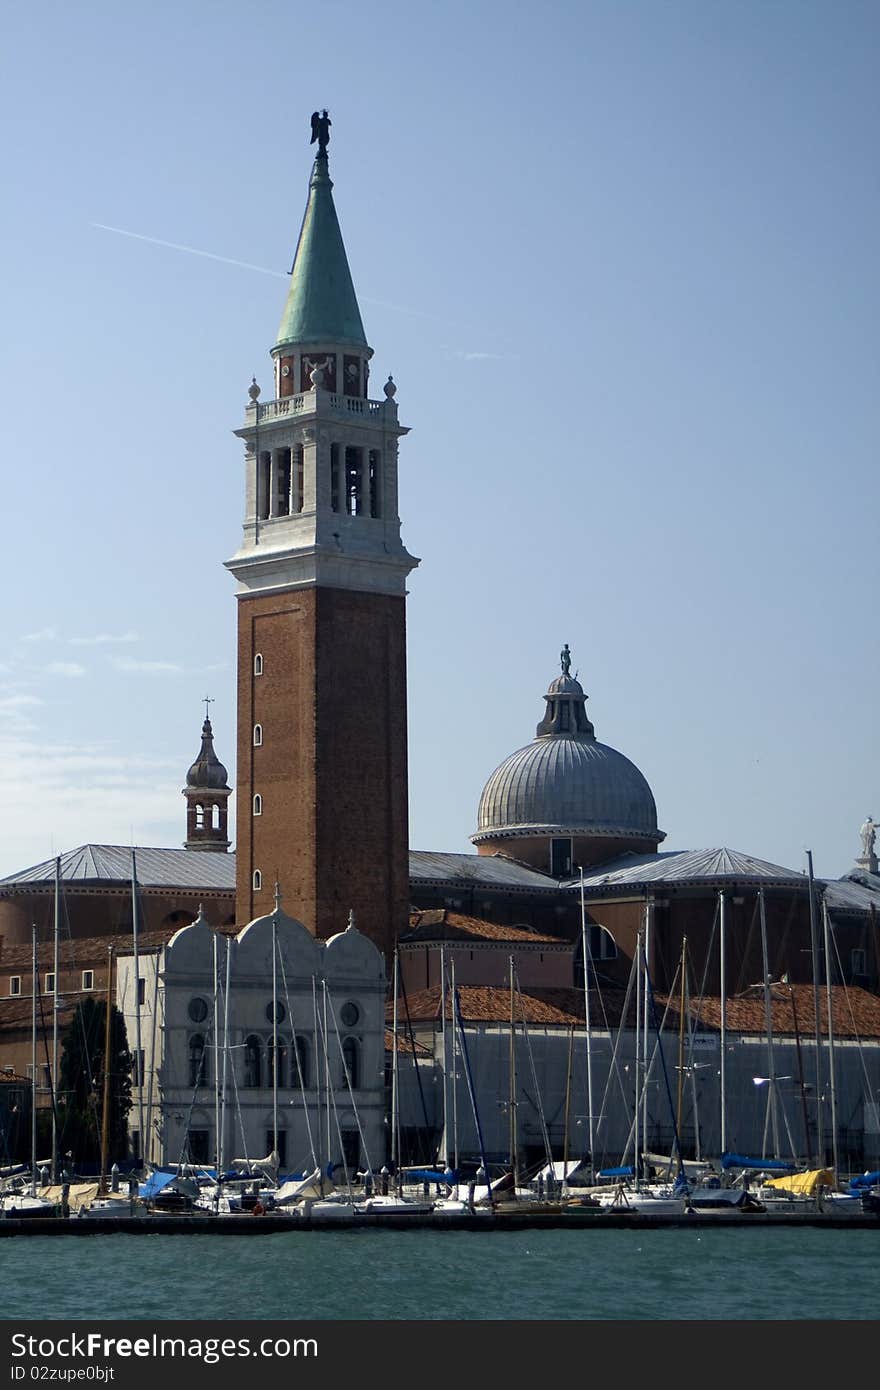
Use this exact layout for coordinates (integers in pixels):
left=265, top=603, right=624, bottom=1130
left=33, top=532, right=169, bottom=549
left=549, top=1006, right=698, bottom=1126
left=860, top=815, right=877, bottom=859
left=560, top=643, right=572, bottom=677
left=310, top=109, right=331, bottom=153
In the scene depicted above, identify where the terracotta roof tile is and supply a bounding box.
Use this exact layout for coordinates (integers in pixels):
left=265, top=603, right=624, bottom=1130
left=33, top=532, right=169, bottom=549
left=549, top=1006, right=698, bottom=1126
left=403, top=909, right=565, bottom=946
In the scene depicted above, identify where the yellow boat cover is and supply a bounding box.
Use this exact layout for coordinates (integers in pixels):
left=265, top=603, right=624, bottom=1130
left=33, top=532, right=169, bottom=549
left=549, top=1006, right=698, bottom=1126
left=764, top=1169, right=833, bottom=1196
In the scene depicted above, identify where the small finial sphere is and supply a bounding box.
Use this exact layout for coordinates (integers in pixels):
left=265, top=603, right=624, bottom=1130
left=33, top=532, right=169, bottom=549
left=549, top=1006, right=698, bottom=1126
left=248, top=377, right=261, bottom=402
left=384, top=375, right=397, bottom=399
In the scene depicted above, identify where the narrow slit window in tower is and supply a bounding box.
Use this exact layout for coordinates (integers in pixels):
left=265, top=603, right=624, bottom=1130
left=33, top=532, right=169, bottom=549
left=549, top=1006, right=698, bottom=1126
left=254, top=653, right=263, bottom=676
left=330, top=444, right=341, bottom=513
left=292, top=444, right=304, bottom=514
left=257, top=452, right=271, bottom=521
left=368, top=449, right=381, bottom=518
left=253, top=869, right=262, bottom=891
left=346, top=446, right=364, bottom=515
left=275, top=448, right=291, bottom=517
left=253, top=724, right=263, bottom=747
left=253, top=794, right=262, bottom=816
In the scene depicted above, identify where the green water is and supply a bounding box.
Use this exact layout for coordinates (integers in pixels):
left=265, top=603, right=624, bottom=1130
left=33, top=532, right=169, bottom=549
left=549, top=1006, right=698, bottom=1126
left=5, top=1228, right=880, bottom=1320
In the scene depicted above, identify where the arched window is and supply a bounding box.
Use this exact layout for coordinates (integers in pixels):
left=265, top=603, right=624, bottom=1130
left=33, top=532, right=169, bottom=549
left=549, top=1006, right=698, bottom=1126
left=253, top=869, right=262, bottom=891
left=195, top=803, right=205, bottom=830
left=253, top=724, right=263, bottom=747
left=293, top=1036, right=310, bottom=1089
left=189, top=1034, right=208, bottom=1090
left=267, top=1038, right=288, bottom=1089
left=253, top=793, right=262, bottom=816
left=254, top=653, right=263, bottom=676
left=341, top=1036, right=360, bottom=1090
left=244, top=1035, right=262, bottom=1088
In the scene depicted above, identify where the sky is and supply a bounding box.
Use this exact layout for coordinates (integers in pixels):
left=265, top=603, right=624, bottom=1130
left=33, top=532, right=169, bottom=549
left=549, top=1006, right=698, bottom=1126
left=0, top=0, right=877, bottom=881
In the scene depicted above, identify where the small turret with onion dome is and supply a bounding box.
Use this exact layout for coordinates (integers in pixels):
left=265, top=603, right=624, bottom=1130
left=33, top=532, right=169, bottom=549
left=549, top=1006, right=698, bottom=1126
left=183, top=701, right=232, bottom=853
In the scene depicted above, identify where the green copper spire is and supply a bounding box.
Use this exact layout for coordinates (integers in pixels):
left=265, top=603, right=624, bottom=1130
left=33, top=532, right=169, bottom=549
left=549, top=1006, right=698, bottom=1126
left=275, top=148, right=368, bottom=351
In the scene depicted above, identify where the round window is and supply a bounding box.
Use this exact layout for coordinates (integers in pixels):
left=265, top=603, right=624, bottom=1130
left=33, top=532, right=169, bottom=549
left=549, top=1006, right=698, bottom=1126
left=188, top=997, right=209, bottom=1023
left=266, top=1000, right=286, bottom=1024
left=340, top=1001, right=360, bottom=1028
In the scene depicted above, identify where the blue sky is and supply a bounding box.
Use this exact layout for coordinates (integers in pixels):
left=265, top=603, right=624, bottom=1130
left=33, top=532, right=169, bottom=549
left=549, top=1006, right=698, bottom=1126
left=1, top=0, right=877, bottom=880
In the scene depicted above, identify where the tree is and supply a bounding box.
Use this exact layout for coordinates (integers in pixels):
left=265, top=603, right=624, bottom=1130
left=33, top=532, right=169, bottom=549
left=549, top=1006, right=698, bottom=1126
left=58, top=999, right=133, bottom=1168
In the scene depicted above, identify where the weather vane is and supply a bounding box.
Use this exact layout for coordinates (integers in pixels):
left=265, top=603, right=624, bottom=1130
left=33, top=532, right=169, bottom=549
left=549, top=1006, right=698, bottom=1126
left=203, top=695, right=214, bottom=721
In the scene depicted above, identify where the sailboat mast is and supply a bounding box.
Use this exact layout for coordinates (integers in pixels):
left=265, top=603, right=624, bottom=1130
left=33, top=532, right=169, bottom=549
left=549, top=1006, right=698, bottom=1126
left=51, top=856, right=61, bottom=1184
left=271, top=893, right=279, bottom=1163
left=391, top=949, right=400, bottom=1181
left=144, top=945, right=160, bottom=1168
left=439, top=945, right=449, bottom=1171
left=806, top=850, right=824, bottom=1165
left=99, top=945, right=114, bottom=1195
left=508, top=955, right=517, bottom=1186
left=642, top=898, right=652, bottom=1156
left=212, top=930, right=221, bottom=1177
left=719, top=890, right=727, bottom=1160
left=789, top=983, right=812, bottom=1165
left=450, top=956, right=459, bottom=1174
left=30, top=923, right=37, bottom=1197
left=822, top=895, right=839, bottom=1181
left=130, top=849, right=145, bottom=1167
left=579, top=866, right=595, bottom=1169
left=676, top=937, right=687, bottom=1144
left=220, top=936, right=231, bottom=1175
left=758, top=888, right=780, bottom=1159
left=634, top=928, right=641, bottom=1189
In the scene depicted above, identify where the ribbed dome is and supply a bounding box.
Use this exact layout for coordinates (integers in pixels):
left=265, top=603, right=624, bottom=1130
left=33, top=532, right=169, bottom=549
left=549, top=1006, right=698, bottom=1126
left=185, top=717, right=230, bottom=791
left=472, top=653, right=663, bottom=848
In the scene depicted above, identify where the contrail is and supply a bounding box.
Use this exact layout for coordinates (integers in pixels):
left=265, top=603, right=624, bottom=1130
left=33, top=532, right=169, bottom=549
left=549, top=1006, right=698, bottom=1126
left=91, top=221, right=476, bottom=328
left=91, top=223, right=289, bottom=278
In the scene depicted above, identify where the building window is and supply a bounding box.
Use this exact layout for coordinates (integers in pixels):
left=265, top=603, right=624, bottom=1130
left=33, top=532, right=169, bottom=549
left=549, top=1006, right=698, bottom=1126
left=851, top=948, right=867, bottom=977
left=267, top=1130, right=288, bottom=1166
left=189, top=1034, right=208, bottom=1089
left=45, top=973, right=55, bottom=995
left=254, top=653, right=263, bottom=676
left=137, top=976, right=145, bottom=1007
left=341, top=1037, right=360, bottom=1090
left=244, top=1035, right=262, bottom=1088
left=132, top=1049, right=146, bottom=1087
left=267, top=1039, right=288, bottom=1089
left=253, top=793, right=262, bottom=816
left=257, top=451, right=271, bottom=521
left=368, top=449, right=381, bottom=517
left=82, top=970, right=94, bottom=991
left=253, top=869, right=262, bottom=891
left=187, top=1129, right=210, bottom=1164
left=293, top=1036, right=310, bottom=1089
left=551, top=838, right=572, bottom=878
left=253, top=724, right=263, bottom=747
left=188, top=997, right=209, bottom=1024
left=9, top=977, right=21, bottom=997
left=340, top=1001, right=360, bottom=1028
left=195, top=803, right=205, bottom=829
left=588, top=925, right=617, bottom=961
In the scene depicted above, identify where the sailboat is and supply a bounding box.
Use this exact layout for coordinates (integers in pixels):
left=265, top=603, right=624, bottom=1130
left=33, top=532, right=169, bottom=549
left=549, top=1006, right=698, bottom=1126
left=1, top=928, right=58, bottom=1218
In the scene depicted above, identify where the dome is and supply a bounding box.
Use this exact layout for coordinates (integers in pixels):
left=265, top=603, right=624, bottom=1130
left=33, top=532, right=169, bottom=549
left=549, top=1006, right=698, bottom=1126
left=472, top=652, right=663, bottom=850
left=185, top=717, right=230, bottom=791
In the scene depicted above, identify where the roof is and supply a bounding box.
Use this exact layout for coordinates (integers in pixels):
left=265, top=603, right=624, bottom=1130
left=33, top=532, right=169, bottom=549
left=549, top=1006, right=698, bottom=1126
left=402, top=909, right=565, bottom=947
left=568, top=847, right=810, bottom=892
left=275, top=153, right=367, bottom=350
left=0, top=927, right=181, bottom=971
left=473, top=664, right=661, bottom=847
left=688, top=983, right=880, bottom=1040
left=388, top=982, right=880, bottom=1040
left=0, top=845, right=237, bottom=893
left=409, top=850, right=559, bottom=892
left=394, top=985, right=582, bottom=1027
left=383, top=1028, right=433, bottom=1059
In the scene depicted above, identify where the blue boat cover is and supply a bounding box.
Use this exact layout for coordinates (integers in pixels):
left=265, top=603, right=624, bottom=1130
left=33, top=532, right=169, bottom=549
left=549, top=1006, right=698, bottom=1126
left=849, top=1171, right=880, bottom=1190
left=721, top=1153, right=795, bottom=1172
left=597, top=1165, right=635, bottom=1178
left=404, top=1169, right=453, bottom=1183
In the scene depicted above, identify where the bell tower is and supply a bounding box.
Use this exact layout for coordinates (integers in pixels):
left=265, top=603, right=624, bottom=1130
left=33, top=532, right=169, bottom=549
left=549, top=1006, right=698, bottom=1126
left=226, top=116, right=419, bottom=955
